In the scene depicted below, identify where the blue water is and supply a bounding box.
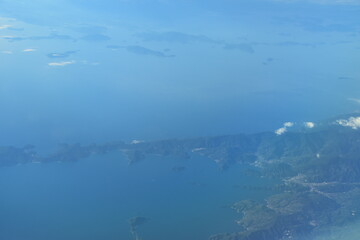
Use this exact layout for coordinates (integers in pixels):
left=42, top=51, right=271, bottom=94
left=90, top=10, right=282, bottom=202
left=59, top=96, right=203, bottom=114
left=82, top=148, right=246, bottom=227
left=0, top=151, right=279, bottom=240
left=312, top=220, right=360, bottom=240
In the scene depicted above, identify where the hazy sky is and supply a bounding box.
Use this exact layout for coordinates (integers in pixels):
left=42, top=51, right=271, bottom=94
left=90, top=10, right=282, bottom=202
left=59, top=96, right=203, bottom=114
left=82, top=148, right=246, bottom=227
left=0, top=0, right=359, bottom=147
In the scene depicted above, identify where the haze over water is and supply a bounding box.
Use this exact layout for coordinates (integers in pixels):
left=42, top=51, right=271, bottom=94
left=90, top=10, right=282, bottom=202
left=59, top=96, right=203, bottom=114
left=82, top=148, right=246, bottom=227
left=0, top=151, right=283, bottom=240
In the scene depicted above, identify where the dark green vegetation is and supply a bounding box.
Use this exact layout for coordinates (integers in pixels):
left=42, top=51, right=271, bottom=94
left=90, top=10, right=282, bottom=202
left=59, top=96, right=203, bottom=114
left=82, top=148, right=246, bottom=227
left=1, top=117, right=360, bottom=239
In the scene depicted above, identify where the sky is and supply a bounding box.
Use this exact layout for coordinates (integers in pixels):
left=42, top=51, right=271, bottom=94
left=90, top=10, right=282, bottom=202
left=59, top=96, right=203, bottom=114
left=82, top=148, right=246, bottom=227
left=0, top=0, right=359, bottom=148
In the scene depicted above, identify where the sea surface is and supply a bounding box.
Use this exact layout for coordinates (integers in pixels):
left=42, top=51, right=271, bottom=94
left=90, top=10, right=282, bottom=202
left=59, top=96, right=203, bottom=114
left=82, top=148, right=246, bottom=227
left=0, top=151, right=279, bottom=240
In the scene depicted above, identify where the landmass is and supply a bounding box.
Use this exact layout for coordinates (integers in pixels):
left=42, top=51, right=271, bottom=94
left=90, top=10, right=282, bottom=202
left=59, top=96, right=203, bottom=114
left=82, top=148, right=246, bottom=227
left=1, top=114, right=360, bottom=239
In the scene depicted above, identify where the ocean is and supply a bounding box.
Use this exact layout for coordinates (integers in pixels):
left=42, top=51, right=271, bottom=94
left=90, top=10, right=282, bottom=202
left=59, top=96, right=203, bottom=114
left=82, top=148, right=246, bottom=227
left=0, top=150, right=280, bottom=240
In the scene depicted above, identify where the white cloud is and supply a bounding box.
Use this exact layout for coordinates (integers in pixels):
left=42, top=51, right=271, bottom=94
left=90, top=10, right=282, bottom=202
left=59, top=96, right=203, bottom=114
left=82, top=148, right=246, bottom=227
left=275, top=127, right=287, bottom=135
left=284, top=122, right=294, bottom=127
left=275, top=121, right=295, bottom=135
left=348, top=98, right=360, bottom=104
left=0, top=35, right=16, bottom=39
left=23, top=48, right=37, bottom=52
left=305, top=122, right=315, bottom=128
left=1, top=50, right=13, bottom=54
left=81, top=60, right=100, bottom=66
left=48, top=60, right=75, bottom=67
left=192, top=148, right=206, bottom=152
left=337, top=117, right=360, bottom=130
left=0, top=25, right=11, bottom=30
